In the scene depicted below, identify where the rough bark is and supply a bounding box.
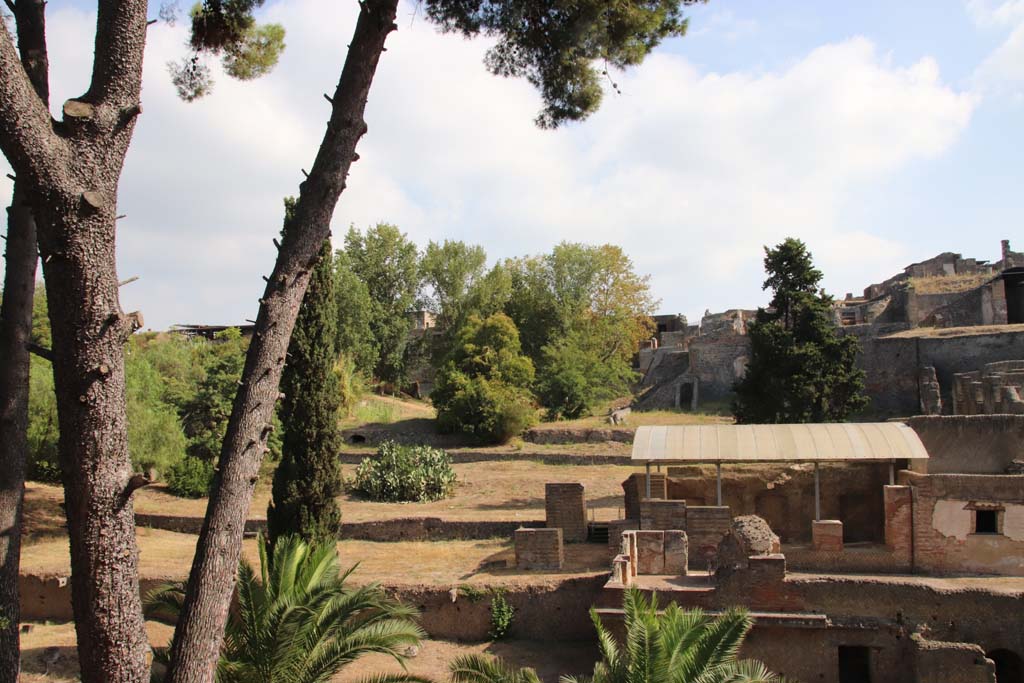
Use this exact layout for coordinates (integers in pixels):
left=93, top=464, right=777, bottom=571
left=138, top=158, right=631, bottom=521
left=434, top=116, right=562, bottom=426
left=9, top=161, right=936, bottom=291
left=0, top=2, right=48, bottom=679
left=164, top=2, right=399, bottom=681
left=0, top=184, right=37, bottom=683
left=0, top=0, right=150, bottom=680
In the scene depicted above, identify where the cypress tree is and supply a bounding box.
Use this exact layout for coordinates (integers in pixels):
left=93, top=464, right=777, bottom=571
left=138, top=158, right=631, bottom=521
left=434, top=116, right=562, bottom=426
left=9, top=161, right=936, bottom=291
left=268, top=199, right=343, bottom=547
left=733, top=238, right=868, bottom=424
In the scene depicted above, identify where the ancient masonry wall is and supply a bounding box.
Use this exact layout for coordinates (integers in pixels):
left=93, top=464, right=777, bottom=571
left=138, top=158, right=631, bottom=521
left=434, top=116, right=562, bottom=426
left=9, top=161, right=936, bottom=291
left=623, top=473, right=666, bottom=520
left=904, top=471, right=1024, bottom=576
left=685, top=506, right=732, bottom=567
left=686, top=334, right=751, bottom=401
left=906, top=414, right=1024, bottom=475
left=514, top=528, right=563, bottom=570
left=639, top=498, right=687, bottom=530
left=857, top=328, right=1024, bottom=416
left=545, top=483, right=587, bottom=543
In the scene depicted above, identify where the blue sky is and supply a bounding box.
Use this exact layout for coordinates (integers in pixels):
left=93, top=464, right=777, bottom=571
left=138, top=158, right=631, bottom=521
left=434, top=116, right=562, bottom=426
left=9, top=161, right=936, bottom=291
left=2, top=0, right=1023, bottom=328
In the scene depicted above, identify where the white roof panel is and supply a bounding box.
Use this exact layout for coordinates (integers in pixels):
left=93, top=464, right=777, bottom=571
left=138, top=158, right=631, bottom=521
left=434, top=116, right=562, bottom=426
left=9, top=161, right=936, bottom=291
left=631, top=423, right=929, bottom=463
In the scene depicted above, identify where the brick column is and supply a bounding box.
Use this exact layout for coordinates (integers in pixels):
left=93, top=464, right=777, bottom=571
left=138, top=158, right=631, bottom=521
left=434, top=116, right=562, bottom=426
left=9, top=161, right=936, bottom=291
left=884, top=485, right=913, bottom=568
left=515, top=528, right=564, bottom=569
left=545, top=483, right=587, bottom=542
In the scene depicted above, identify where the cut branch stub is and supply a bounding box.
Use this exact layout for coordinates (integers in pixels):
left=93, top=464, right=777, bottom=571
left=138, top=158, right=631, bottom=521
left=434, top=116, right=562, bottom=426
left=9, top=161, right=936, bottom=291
left=81, top=191, right=106, bottom=211
left=62, top=99, right=94, bottom=119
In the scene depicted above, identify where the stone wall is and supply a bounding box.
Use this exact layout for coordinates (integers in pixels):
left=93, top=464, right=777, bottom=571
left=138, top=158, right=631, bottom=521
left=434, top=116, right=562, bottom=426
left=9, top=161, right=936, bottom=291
left=906, top=415, right=1024, bottom=475
left=904, top=471, right=1024, bottom=575
left=685, top=506, right=732, bottom=566
left=639, top=498, right=687, bottom=530
left=545, top=483, right=587, bottom=542
left=686, top=333, right=751, bottom=402
left=952, top=360, right=1024, bottom=415
left=912, top=635, right=996, bottom=683
left=623, top=473, right=666, bottom=520
left=857, top=328, right=1024, bottom=417
left=514, top=528, right=564, bottom=570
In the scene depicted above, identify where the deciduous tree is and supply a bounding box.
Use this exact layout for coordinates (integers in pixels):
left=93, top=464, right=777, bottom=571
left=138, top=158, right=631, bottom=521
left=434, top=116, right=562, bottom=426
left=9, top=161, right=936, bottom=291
left=0, top=1, right=705, bottom=680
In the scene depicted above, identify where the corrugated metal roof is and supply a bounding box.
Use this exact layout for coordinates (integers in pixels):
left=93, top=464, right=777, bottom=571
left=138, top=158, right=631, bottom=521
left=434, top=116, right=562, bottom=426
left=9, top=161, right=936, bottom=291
left=631, top=423, right=929, bottom=463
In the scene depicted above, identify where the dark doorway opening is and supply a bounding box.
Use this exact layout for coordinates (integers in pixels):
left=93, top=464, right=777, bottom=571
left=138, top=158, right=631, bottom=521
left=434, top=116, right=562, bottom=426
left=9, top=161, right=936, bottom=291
left=678, top=382, right=694, bottom=411
left=838, top=645, right=872, bottom=683
left=989, top=649, right=1024, bottom=683
left=1005, top=269, right=1024, bottom=324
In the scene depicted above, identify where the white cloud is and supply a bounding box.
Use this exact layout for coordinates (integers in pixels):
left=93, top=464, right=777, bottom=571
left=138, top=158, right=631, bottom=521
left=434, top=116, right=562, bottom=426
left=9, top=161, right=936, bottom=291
left=969, top=0, right=1024, bottom=95
left=1, top=2, right=975, bottom=328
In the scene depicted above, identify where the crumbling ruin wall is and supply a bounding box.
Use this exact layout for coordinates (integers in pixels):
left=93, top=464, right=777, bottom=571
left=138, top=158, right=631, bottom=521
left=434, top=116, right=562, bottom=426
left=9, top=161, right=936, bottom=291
left=922, top=278, right=1006, bottom=328
left=856, top=328, right=1024, bottom=416
left=663, top=463, right=888, bottom=544
left=686, top=334, right=751, bottom=402
left=514, top=528, right=564, bottom=570
left=903, top=471, right=1024, bottom=576
left=906, top=415, right=1024, bottom=474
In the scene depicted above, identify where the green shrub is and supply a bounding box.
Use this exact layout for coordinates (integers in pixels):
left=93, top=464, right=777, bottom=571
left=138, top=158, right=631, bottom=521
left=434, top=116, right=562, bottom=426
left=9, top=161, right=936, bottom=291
left=167, top=456, right=214, bottom=498
left=352, top=441, right=456, bottom=502
left=488, top=590, right=514, bottom=640
left=432, top=313, right=537, bottom=444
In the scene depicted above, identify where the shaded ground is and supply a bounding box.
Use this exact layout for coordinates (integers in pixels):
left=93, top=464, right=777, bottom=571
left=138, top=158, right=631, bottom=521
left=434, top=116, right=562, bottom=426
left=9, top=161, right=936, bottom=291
left=20, top=621, right=599, bottom=683
left=20, top=531, right=611, bottom=585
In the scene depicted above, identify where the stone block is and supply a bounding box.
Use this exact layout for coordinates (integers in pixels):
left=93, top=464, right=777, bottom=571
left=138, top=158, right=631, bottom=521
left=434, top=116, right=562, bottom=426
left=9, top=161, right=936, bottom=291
left=664, top=530, right=688, bottom=575
left=545, top=483, right=587, bottom=543
left=811, top=520, right=844, bottom=552
left=746, top=554, right=786, bottom=583
left=635, top=530, right=665, bottom=574
left=515, top=528, right=563, bottom=570
left=612, top=554, right=631, bottom=586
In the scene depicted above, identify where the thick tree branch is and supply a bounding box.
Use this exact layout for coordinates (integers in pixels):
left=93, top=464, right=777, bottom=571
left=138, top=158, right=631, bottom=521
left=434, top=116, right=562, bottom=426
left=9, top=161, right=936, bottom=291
left=0, top=23, right=66, bottom=188
left=87, top=0, right=148, bottom=107
left=165, top=1, right=400, bottom=681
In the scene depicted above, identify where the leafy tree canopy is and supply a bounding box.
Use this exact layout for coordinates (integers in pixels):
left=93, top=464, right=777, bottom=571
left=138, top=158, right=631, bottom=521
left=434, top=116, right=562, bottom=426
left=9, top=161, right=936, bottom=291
left=343, top=223, right=421, bottom=386
left=420, top=239, right=488, bottom=330
left=425, top=0, right=704, bottom=127
left=433, top=313, right=536, bottom=442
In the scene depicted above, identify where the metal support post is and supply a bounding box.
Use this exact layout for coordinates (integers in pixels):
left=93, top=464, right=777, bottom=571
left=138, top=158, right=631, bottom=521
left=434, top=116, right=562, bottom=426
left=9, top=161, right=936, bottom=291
left=645, top=462, right=651, bottom=499
left=716, top=462, right=723, bottom=506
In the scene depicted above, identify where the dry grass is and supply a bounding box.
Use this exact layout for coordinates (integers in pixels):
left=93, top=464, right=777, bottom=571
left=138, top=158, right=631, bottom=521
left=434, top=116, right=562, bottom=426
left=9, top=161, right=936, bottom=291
left=881, top=323, right=1024, bottom=339
left=531, top=409, right=733, bottom=430
left=908, top=273, right=992, bottom=294
left=20, top=532, right=609, bottom=586
left=19, top=622, right=598, bottom=683
left=24, top=458, right=638, bottom=538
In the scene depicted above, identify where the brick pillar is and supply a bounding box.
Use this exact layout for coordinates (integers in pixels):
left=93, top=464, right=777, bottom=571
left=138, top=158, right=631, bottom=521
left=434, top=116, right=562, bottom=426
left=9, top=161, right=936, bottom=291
left=515, top=528, right=564, bottom=569
left=623, top=473, right=667, bottom=519
left=811, top=520, right=843, bottom=551
left=545, top=483, right=587, bottom=542
left=884, top=485, right=913, bottom=567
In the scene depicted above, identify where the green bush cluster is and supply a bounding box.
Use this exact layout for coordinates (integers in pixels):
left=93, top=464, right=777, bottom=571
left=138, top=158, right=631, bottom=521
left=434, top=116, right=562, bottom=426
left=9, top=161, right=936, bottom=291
left=352, top=441, right=456, bottom=502
left=167, top=456, right=215, bottom=498
left=488, top=590, right=514, bottom=640
left=432, top=313, right=537, bottom=444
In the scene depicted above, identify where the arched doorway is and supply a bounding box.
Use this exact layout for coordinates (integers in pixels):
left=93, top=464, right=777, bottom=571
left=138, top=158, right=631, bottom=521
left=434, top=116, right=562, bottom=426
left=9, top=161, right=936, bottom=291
left=988, top=649, right=1023, bottom=683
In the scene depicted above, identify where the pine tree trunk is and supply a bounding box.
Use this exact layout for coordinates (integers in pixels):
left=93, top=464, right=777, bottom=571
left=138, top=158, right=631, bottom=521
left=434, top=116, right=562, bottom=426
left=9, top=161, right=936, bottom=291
left=165, top=2, right=398, bottom=680
left=0, top=2, right=49, bottom=677
left=0, top=182, right=37, bottom=683
left=36, top=201, right=149, bottom=683
left=0, top=0, right=150, bottom=679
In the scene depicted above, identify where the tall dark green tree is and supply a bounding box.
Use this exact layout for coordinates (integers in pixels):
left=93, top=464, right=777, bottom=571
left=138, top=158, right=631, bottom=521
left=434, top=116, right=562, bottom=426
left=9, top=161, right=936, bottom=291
left=733, top=238, right=867, bottom=424
left=268, top=199, right=343, bottom=549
